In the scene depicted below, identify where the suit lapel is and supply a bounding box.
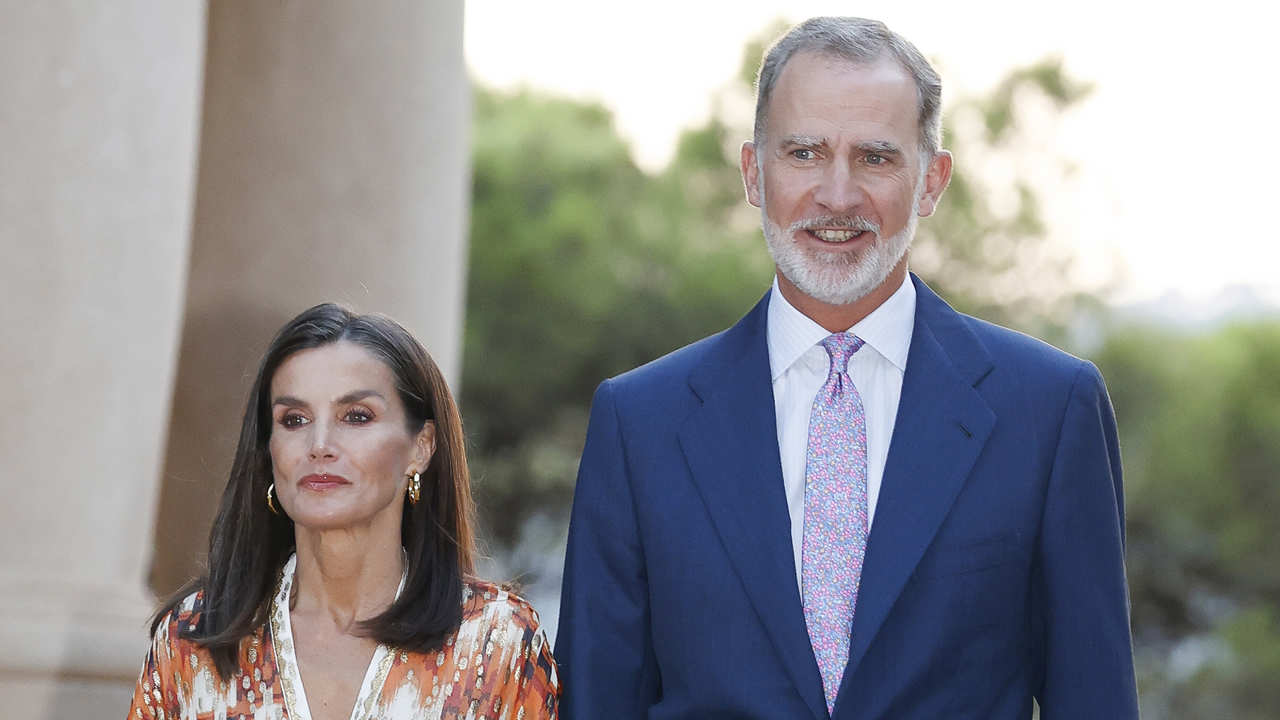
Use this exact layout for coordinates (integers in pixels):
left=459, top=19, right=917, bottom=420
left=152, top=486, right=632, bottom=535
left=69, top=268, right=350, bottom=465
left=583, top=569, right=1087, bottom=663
left=678, top=293, right=828, bottom=720
left=839, top=275, right=997, bottom=691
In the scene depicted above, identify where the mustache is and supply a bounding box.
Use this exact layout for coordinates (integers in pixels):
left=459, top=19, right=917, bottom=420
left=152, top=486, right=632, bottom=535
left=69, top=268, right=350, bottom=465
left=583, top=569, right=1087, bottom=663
left=789, top=216, right=881, bottom=235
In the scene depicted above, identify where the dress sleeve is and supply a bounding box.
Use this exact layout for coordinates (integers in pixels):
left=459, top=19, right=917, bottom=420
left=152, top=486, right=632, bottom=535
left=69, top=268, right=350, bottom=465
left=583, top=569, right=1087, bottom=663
left=125, top=613, right=182, bottom=720
left=501, top=610, right=561, bottom=719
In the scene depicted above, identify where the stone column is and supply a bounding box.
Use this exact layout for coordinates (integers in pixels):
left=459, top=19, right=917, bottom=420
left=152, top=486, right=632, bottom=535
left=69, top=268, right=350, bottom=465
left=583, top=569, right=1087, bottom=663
left=151, top=0, right=470, bottom=595
left=0, top=1, right=206, bottom=715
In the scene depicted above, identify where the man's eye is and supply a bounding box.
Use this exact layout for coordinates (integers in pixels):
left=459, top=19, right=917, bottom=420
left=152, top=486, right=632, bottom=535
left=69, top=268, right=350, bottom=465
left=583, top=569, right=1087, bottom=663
left=866, top=153, right=886, bottom=165
left=791, top=148, right=816, bottom=161
left=280, top=413, right=308, bottom=428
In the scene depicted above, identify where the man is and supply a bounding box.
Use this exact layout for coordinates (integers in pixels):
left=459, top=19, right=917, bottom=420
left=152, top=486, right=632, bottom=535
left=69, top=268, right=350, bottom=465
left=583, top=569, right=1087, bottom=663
left=556, top=17, right=1138, bottom=719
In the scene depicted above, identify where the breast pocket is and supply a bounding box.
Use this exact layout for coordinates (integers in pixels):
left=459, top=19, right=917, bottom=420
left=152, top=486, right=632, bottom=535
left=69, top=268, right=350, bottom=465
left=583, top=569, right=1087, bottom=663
left=914, top=532, right=1023, bottom=579
left=910, top=532, right=1029, bottom=631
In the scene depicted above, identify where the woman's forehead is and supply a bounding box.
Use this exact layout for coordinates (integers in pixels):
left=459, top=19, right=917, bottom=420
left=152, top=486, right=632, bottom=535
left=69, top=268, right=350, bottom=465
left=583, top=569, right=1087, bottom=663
left=271, top=341, right=398, bottom=400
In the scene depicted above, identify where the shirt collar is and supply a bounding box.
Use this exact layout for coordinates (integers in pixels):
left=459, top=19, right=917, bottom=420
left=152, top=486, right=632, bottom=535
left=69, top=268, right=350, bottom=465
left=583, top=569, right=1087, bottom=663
left=766, top=273, right=916, bottom=381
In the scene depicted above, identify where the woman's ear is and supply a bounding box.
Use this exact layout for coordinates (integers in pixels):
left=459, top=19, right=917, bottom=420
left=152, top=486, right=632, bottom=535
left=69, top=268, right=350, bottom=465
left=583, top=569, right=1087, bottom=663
left=409, top=420, right=437, bottom=475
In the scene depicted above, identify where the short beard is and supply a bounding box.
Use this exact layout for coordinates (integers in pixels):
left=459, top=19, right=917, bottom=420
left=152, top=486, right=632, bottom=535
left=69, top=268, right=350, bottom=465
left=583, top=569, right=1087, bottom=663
left=760, top=178, right=923, bottom=307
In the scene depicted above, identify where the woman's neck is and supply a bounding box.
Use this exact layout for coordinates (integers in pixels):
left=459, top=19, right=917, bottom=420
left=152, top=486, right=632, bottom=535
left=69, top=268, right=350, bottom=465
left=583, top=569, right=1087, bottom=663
left=290, top=525, right=404, bottom=632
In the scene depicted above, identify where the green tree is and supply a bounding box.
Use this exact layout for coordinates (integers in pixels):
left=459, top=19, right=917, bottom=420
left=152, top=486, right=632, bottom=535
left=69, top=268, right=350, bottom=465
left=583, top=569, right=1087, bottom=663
left=464, top=89, right=766, bottom=549
left=915, top=58, right=1096, bottom=339
left=1096, top=321, right=1280, bottom=719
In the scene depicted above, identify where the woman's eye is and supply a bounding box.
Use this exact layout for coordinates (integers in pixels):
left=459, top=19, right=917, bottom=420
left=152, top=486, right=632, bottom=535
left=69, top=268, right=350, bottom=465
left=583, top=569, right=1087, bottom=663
left=280, top=413, right=308, bottom=428
left=344, top=408, right=373, bottom=424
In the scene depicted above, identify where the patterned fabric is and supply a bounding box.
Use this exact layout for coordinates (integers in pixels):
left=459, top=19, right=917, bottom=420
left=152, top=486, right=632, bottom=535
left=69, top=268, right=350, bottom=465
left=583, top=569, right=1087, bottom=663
left=802, top=332, right=869, bottom=713
left=127, top=561, right=559, bottom=720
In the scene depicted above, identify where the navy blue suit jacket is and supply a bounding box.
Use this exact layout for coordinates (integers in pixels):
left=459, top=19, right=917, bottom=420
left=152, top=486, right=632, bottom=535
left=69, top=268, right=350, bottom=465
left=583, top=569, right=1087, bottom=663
left=556, top=275, right=1138, bottom=719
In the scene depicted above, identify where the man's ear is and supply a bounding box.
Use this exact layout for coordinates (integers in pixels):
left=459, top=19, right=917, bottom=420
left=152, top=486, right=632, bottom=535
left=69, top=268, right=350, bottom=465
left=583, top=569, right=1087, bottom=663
left=916, top=149, right=953, bottom=217
left=741, top=141, right=763, bottom=208
left=409, top=420, right=437, bottom=476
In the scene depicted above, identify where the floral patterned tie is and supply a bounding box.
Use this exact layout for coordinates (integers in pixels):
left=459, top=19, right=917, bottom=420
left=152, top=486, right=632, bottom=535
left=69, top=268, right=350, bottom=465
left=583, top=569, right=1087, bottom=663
left=802, top=332, right=868, bottom=714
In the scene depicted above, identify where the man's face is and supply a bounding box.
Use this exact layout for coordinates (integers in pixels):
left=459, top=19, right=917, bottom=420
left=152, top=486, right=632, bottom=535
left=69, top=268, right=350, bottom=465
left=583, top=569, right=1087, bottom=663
left=741, top=52, right=951, bottom=307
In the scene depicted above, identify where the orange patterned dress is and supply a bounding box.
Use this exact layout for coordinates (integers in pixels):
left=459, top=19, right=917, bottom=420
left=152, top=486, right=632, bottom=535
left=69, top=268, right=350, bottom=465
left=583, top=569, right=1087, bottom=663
left=127, top=555, right=559, bottom=719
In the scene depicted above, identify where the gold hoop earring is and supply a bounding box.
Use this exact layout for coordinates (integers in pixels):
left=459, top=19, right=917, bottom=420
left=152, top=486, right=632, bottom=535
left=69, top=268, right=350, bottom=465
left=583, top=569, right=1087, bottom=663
left=266, top=483, right=280, bottom=515
left=407, top=472, right=421, bottom=505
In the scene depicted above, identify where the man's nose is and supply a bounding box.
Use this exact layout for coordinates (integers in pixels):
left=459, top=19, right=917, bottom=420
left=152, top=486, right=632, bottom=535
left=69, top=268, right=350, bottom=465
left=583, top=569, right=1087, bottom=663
left=813, top=163, right=865, bottom=214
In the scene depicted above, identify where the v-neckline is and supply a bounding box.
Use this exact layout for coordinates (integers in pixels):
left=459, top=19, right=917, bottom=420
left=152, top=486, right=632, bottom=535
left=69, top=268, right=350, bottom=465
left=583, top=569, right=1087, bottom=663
left=269, top=553, right=404, bottom=720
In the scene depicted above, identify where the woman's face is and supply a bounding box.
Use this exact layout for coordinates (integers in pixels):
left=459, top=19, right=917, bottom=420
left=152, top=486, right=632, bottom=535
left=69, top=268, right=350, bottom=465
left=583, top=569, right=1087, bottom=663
left=267, top=341, right=433, bottom=532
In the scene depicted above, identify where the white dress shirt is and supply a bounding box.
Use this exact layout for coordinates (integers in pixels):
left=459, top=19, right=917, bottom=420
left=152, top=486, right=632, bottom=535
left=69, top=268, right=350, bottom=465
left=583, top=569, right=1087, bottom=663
left=766, top=274, right=916, bottom=591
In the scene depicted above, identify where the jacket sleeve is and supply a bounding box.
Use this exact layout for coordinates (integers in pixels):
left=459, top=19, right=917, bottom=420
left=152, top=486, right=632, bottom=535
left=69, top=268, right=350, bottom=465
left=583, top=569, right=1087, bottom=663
left=555, top=380, right=660, bottom=719
left=1035, top=361, right=1140, bottom=718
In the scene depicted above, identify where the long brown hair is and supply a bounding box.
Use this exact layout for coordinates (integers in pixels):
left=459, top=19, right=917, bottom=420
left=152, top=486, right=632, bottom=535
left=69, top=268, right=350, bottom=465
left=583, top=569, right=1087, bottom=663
left=153, top=303, right=476, bottom=680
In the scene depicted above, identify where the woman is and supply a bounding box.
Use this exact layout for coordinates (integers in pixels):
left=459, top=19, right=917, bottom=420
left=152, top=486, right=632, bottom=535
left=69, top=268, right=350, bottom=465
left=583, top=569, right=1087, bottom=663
left=128, top=304, right=558, bottom=719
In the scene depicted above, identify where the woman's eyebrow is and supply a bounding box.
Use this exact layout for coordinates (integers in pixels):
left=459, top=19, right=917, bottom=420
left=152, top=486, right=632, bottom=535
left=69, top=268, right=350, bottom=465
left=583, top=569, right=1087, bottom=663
left=335, top=389, right=385, bottom=405
left=270, top=389, right=385, bottom=408
left=271, top=394, right=307, bottom=409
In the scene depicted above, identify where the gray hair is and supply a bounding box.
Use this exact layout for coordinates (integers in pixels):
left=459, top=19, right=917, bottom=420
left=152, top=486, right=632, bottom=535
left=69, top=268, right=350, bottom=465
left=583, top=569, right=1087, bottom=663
left=753, top=17, right=943, bottom=158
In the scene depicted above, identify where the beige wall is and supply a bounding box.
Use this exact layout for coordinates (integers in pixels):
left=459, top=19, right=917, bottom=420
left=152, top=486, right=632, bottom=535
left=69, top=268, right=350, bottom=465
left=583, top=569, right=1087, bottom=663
left=0, top=1, right=468, bottom=714
left=151, top=0, right=470, bottom=598
left=0, top=1, right=206, bottom=714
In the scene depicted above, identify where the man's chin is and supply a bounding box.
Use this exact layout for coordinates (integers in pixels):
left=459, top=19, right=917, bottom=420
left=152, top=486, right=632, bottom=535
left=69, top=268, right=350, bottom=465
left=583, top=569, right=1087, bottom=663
left=790, top=238, right=912, bottom=305
left=805, top=248, right=864, bottom=269
left=782, top=269, right=879, bottom=307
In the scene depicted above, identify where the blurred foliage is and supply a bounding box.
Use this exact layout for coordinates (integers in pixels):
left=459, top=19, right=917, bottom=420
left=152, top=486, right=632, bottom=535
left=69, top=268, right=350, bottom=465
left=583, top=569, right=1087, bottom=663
left=1096, top=320, right=1280, bottom=718
left=462, top=25, right=1279, bottom=719
left=913, top=56, right=1099, bottom=342
left=464, top=89, right=769, bottom=542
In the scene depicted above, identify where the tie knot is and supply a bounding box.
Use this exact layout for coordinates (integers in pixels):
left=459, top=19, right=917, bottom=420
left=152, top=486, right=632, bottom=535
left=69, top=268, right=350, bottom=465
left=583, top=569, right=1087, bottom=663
left=820, top=333, right=865, bottom=375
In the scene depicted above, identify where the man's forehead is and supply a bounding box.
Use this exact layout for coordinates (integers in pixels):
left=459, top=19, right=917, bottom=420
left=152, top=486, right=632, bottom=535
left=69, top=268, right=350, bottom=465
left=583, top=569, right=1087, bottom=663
left=775, top=50, right=911, bottom=89
left=764, top=52, right=918, bottom=138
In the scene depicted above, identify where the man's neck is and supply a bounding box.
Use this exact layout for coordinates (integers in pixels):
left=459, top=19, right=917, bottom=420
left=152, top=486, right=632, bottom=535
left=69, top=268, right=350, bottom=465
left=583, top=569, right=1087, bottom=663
left=776, top=260, right=909, bottom=333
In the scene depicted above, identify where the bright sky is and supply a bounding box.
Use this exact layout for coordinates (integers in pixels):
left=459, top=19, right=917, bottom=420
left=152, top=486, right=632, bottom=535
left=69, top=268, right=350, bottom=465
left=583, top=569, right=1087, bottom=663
left=465, top=0, right=1280, bottom=307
